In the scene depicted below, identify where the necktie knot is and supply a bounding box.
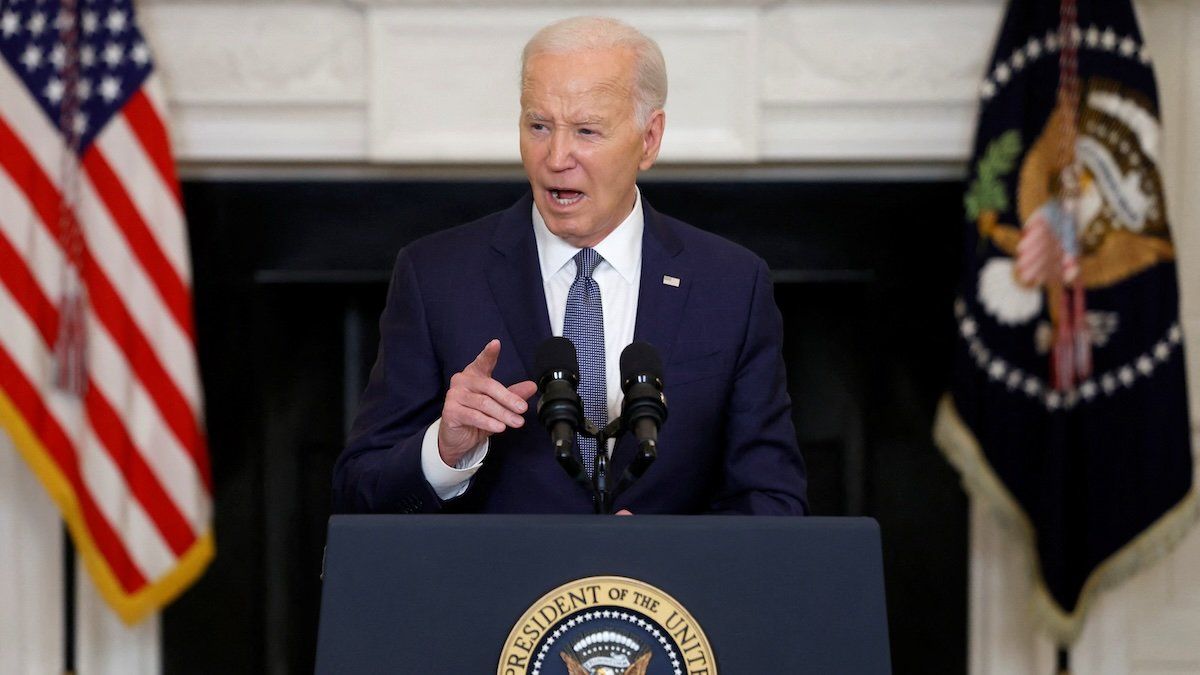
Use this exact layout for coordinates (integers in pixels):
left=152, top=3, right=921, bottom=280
left=574, top=248, right=601, bottom=280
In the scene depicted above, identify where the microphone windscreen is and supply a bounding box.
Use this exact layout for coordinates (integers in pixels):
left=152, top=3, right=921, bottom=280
left=620, top=341, right=663, bottom=381
left=535, top=336, right=579, bottom=379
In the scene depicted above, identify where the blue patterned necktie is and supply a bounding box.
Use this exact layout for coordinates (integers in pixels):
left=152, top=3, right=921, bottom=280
left=562, top=248, right=607, bottom=477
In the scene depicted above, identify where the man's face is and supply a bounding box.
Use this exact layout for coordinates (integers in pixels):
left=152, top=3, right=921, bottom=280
left=520, top=47, right=665, bottom=248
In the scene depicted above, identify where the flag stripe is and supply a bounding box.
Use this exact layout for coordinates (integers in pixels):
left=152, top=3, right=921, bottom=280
left=121, top=88, right=183, bottom=204
left=96, top=112, right=190, bottom=282
left=87, top=319, right=208, bottom=533
left=0, top=297, right=173, bottom=583
left=81, top=249, right=211, bottom=489
left=75, top=421, right=177, bottom=581
left=0, top=217, right=202, bottom=556
left=0, top=332, right=146, bottom=593
left=0, top=209, right=62, bottom=338
left=0, top=62, right=66, bottom=188
left=0, top=118, right=210, bottom=488
left=81, top=146, right=194, bottom=340
left=0, top=228, right=57, bottom=344
left=0, top=65, right=202, bottom=415
left=77, top=169, right=202, bottom=413
left=85, top=381, right=196, bottom=556
left=0, top=117, right=59, bottom=230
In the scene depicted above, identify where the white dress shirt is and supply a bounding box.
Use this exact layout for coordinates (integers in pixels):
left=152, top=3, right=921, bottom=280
left=420, top=189, right=645, bottom=499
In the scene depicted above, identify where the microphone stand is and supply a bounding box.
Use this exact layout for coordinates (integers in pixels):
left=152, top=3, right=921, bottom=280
left=582, top=419, right=612, bottom=515
left=587, top=419, right=659, bottom=515
left=554, top=419, right=659, bottom=514
left=592, top=429, right=610, bottom=515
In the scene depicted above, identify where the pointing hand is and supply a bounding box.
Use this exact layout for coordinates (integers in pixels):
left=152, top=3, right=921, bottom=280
left=438, top=339, right=537, bottom=466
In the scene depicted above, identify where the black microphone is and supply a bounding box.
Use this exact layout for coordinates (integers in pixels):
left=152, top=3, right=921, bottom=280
left=534, top=337, right=585, bottom=476
left=619, top=342, right=667, bottom=469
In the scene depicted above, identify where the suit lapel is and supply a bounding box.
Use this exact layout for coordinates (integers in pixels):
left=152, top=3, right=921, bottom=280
left=612, top=199, right=691, bottom=490
left=632, top=200, right=689, bottom=370
left=486, top=194, right=552, bottom=380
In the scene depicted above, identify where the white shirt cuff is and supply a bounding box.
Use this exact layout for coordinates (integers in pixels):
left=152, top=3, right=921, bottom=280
left=421, top=418, right=488, bottom=500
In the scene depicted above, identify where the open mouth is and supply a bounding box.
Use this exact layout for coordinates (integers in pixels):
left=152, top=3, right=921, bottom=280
left=549, top=188, right=585, bottom=206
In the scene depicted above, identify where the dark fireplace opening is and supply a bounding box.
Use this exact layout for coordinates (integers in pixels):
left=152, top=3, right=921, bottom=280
left=165, top=178, right=968, bottom=674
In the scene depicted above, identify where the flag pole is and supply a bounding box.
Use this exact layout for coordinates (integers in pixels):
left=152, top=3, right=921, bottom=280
left=62, top=525, right=76, bottom=675
left=1055, top=645, right=1070, bottom=674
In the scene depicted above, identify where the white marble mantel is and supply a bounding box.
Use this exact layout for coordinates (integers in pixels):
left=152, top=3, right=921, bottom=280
left=135, top=0, right=1006, bottom=164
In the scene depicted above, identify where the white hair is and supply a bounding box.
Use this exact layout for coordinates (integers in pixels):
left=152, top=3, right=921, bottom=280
left=520, top=16, right=668, bottom=128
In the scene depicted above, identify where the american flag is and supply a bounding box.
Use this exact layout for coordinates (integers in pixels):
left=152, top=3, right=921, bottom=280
left=0, top=0, right=211, bottom=623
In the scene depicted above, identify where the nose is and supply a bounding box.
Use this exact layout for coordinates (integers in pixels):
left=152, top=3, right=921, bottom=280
left=546, top=130, right=576, bottom=172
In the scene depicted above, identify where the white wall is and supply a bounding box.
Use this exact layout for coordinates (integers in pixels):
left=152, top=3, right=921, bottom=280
left=0, top=440, right=157, bottom=675
left=0, top=436, right=62, bottom=675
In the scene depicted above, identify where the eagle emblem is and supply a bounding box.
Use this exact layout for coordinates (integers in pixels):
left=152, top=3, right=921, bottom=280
left=558, top=629, right=652, bottom=675
left=499, top=576, right=715, bottom=674
left=968, top=75, right=1173, bottom=388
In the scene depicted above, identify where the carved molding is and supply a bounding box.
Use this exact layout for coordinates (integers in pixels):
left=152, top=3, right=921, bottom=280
left=139, top=0, right=1015, bottom=163
left=141, top=4, right=366, bottom=104
left=168, top=103, right=366, bottom=161
left=760, top=3, right=1001, bottom=105
left=761, top=101, right=978, bottom=161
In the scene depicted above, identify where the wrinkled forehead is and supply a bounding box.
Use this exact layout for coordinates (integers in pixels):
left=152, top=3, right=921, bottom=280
left=520, top=48, right=638, bottom=112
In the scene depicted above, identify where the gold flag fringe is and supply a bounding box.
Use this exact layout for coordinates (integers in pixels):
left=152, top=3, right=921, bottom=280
left=0, top=389, right=214, bottom=624
left=933, top=393, right=1199, bottom=644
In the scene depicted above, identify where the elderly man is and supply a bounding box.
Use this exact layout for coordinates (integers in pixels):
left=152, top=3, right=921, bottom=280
left=333, top=17, right=807, bottom=515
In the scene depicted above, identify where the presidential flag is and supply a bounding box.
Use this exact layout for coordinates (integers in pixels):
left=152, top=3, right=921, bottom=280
left=935, top=0, right=1196, bottom=647
left=0, top=0, right=212, bottom=623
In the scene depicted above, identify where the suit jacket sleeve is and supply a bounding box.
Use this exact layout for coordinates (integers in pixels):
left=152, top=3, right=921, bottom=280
left=708, top=258, right=809, bottom=515
left=332, top=248, right=446, bottom=514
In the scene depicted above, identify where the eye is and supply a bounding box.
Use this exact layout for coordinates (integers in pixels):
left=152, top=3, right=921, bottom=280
left=529, top=122, right=548, bottom=132
left=578, top=128, right=597, bottom=136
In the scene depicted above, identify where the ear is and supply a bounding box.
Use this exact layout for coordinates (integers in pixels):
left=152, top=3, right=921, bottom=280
left=638, top=109, right=666, bottom=171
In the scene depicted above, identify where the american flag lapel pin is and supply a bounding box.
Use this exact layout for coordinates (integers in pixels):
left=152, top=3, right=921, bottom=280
left=663, top=275, right=680, bottom=287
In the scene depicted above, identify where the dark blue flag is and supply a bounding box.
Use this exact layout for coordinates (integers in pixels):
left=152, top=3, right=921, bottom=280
left=935, top=0, right=1197, bottom=645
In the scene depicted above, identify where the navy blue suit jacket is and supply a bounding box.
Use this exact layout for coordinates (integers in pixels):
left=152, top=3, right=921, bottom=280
left=332, top=194, right=807, bottom=515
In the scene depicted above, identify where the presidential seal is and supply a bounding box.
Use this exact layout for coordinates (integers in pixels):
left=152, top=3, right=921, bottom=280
left=498, top=576, right=716, bottom=675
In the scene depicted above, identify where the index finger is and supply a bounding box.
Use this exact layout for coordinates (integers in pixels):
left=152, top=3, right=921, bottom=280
left=464, top=339, right=502, bottom=378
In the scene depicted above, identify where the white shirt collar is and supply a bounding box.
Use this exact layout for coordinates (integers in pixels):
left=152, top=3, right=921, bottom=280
left=532, top=187, right=644, bottom=285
